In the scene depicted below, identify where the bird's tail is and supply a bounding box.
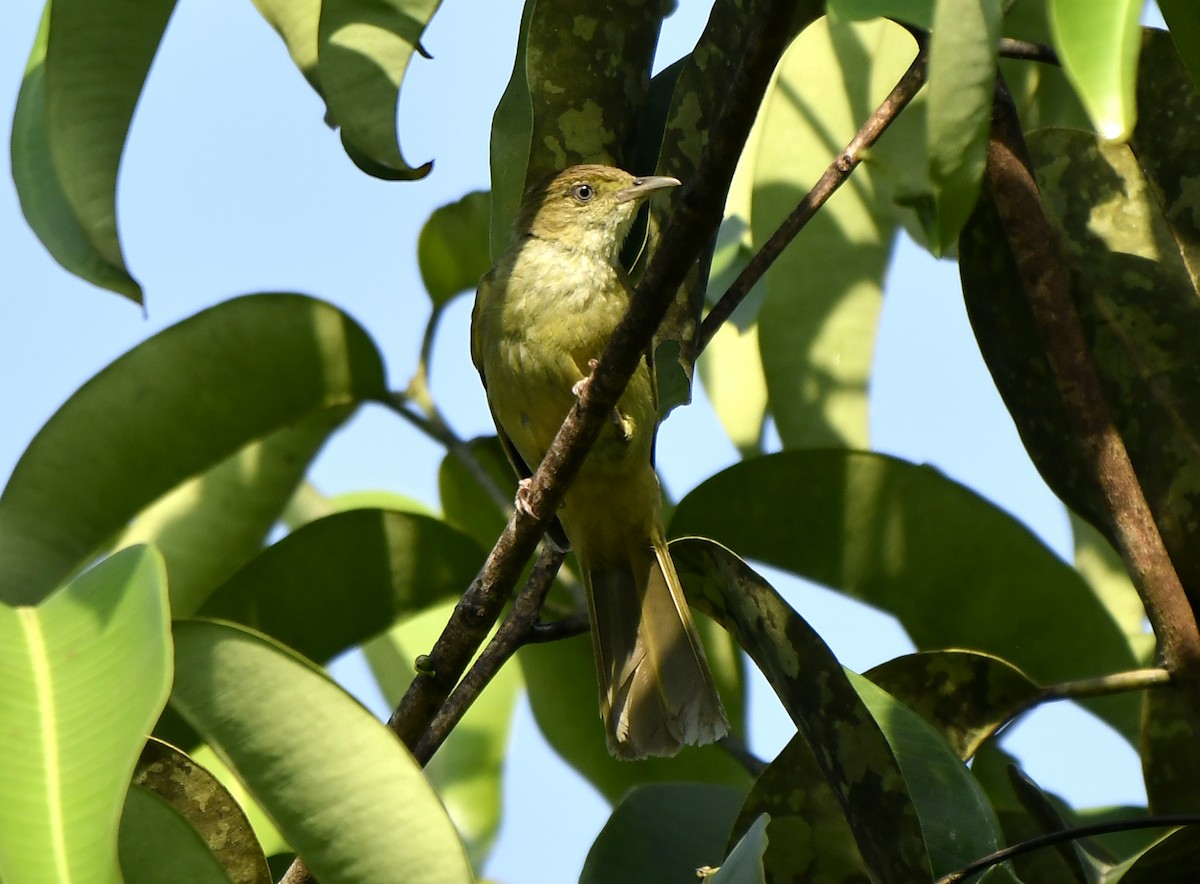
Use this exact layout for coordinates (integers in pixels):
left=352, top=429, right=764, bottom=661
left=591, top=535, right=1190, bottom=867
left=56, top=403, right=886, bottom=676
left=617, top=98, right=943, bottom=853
left=585, top=533, right=730, bottom=760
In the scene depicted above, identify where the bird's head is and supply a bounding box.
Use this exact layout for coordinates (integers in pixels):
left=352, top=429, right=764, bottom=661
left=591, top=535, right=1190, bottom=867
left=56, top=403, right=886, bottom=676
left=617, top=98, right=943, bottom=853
left=515, top=164, right=681, bottom=261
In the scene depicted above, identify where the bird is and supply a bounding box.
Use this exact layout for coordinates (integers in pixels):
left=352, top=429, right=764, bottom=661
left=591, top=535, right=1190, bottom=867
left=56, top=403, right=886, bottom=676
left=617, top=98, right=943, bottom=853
left=470, top=163, right=729, bottom=759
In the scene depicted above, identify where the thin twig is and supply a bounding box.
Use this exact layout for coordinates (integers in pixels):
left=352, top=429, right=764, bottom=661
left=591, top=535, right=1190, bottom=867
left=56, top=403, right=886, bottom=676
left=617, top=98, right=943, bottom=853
left=933, top=815, right=1200, bottom=884
left=1037, top=667, right=1170, bottom=703
left=528, top=611, right=591, bottom=643
left=984, top=78, right=1200, bottom=708
left=697, top=42, right=928, bottom=352
left=412, top=545, right=565, bottom=764
left=997, top=37, right=1059, bottom=65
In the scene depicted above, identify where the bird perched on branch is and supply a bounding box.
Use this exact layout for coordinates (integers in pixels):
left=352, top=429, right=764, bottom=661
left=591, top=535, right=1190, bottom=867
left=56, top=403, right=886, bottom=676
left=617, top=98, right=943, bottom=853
left=471, top=164, right=729, bottom=759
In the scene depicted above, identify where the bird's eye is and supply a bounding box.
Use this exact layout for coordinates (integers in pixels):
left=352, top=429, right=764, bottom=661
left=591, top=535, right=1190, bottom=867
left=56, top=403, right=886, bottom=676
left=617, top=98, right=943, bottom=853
left=571, top=183, right=594, bottom=202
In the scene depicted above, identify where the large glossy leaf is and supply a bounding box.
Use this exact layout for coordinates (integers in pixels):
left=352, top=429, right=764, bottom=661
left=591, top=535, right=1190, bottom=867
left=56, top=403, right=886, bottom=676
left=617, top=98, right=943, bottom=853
left=754, top=18, right=913, bottom=448
left=925, top=0, right=1000, bottom=251
left=363, top=599, right=520, bottom=870
left=128, top=739, right=271, bottom=884
left=579, top=784, right=747, bottom=884
left=11, top=8, right=140, bottom=301
left=1049, top=0, right=1142, bottom=139
left=251, top=0, right=321, bottom=92
left=118, top=786, right=234, bottom=884
left=316, top=0, right=438, bottom=179
left=0, top=294, right=387, bottom=606
left=518, top=618, right=749, bottom=805
left=1158, top=0, right=1200, bottom=92
left=866, top=650, right=1042, bottom=760
left=0, top=546, right=171, bottom=884
left=672, top=538, right=932, bottom=882
left=1106, top=826, right=1200, bottom=882
left=670, top=452, right=1141, bottom=741
left=169, top=619, right=474, bottom=884
left=419, top=191, right=492, bottom=307
left=488, top=0, right=668, bottom=254
left=116, top=408, right=353, bottom=619
left=201, top=508, right=484, bottom=664
left=960, top=31, right=1200, bottom=608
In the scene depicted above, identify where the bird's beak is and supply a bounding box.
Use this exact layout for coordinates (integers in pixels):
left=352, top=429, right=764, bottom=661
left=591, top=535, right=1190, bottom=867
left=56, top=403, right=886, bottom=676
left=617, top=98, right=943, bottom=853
left=615, top=175, right=682, bottom=203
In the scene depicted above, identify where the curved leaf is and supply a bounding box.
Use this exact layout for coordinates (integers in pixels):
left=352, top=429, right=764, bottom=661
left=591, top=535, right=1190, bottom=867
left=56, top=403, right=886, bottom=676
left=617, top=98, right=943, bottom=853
left=0, top=546, right=171, bottom=884
left=866, top=650, right=1042, bottom=760
left=754, top=18, right=914, bottom=448
left=670, top=451, right=1141, bottom=740
left=1049, top=0, right=1142, bottom=139
left=672, top=537, right=932, bottom=882
left=363, top=599, right=520, bottom=869
left=201, top=508, right=485, bottom=664
left=169, top=619, right=474, bottom=884
left=130, top=739, right=271, bottom=884
left=250, top=0, right=321, bottom=92
left=579, top=784, right=747, bottom=884
left=119, top=786, right=234, bottom=884
left=0, top=294, right=387, bottom=606
left=419, top=191, right=492, bottom=307
left=710, top=814, right=769, bottom=884
left=316, top=0, right=438, bottom=179
left=827, top=0, right=934, bottom=28
left=1107, top=825, right=1200, bottom=882
left=1158, top=0, right=1200, bottom=92
left=437, top=436, right=516, bottom=551
left=11, top=7, right=140, bottom=301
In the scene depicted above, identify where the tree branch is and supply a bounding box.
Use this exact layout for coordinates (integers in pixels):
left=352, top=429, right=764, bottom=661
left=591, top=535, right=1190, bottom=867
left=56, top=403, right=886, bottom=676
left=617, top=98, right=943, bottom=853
left=698, top=41, right=928, bottom=351
left=984, top=78, right=1200, bottom=710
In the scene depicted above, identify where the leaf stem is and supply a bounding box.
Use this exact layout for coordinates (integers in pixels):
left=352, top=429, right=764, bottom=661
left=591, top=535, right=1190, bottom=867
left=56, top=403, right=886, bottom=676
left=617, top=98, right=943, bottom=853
left=1037, top=667, right=1170, bottom=704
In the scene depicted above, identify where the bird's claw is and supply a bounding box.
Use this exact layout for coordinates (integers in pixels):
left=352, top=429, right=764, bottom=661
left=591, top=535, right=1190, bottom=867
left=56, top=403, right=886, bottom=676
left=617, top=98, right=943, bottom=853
left=571, top=358, right=601, bottom=399
left=515, top=478, right=540, bottom=519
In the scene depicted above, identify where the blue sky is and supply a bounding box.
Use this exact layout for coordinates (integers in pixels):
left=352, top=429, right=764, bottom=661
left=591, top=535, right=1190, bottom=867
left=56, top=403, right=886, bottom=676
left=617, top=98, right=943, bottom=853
left=2, top=1, right=1157, bottom=880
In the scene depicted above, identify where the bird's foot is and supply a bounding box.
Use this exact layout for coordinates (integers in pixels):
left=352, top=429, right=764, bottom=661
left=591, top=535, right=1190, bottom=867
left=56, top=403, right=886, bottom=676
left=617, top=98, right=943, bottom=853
left=571, top=358, right=600, bottom=399
left=515, top=478, right=540, bottom=519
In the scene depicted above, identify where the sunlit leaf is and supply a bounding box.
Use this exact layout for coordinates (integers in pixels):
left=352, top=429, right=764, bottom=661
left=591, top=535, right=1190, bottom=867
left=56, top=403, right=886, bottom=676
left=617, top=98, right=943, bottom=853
left=170, top=619, right=475, bottom=883
left=0, top=546, right=171, bottom=884
left=118, top=786, right=234, bottom=884
left=201, top=508, right=484, bottom=664
left=670, top=452, right=1141, bottom=741
left=1071, top=515, right=1153, bottom=664
left=251, top=0, right=322, bottom=91
left=1049, top=0, right=1142, bottom=139
left=754, top=18, right=914, bottom=448
left=419, top=191, right=492, bottom=307
left=0, top=294, right=387, bottom=606
left=710, top=814, right=769, bottom=884
left=579, top=784, right=747, bottom=884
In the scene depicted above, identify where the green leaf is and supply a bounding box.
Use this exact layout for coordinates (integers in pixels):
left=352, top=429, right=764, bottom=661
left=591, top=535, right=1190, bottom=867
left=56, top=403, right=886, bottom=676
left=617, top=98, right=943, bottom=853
left=419, top=191, right=492, bottom=307
left=672, top=538, right=932, bottom=882
left=866, top=651, right=1042, bottom=760
left=251, top=0, right=321, bottom=91
left=827, top=0, right=934, bottom=28
left=169, top=619, right=475, bottom=884
left=438, top=436, right=516, bottom=551
left=0, top=293, right=387, bottom=606
left=1142, top=687, right=1200, bottom=815
left=670, top=451, right=1142, bottom=741
left=754, top=18, right=913, bottom=448
left=518, top=619, right=750, bottom=805
left=119, top=786, right=234, bottom=884
left=732, top=734, right=870, bottom=882
left=316, top=0, right=438, bottom=179
left=1071, top=515, right=1154, bottom=664
left=11, top=6, right=141, bottom=301
left=0, top=546, right=172, bottom=884
left=925, top=0, right=1001, bottom=250
left=129, top=739, right=271, bottom=883
left=1002, top=764, right=1114, bottom=876
left=710, top=814, right=769, bottom=884
left=961, top=32, right=1200, bottom=615
left=1106, top=825, right=1200, bottom=882
left=201, top=508, right=485, bottom=664
left=579, top=784, right=747, bottom=884
left=116, top=408, right=354, bottom=619
left=488, top=0, right=669, bottom=254
left=189, top=745, right=288, bottom=859
left=1158, top=0, right=1200, bottom=92
left=363, top=599, right=520, bottom=870
left=848, top=672, right=1008, bottom=879
left=1050, top=0, right=1142, bottom=139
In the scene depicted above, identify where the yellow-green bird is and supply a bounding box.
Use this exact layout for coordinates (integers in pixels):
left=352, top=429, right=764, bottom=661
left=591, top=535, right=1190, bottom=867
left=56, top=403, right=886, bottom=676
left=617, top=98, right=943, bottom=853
left=471, top=164, right=729, bottom=759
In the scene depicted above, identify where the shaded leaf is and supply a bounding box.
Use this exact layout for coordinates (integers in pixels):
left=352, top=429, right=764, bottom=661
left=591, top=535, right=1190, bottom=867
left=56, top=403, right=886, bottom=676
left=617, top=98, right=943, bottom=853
left=998, top=0, right=1092, bottom=133
left=1141, top=687, right=1200, bottom=815
left=1072, top=515, right=1154, bottom=664
left=1005, top=764, right=1112, bottom=878
left=131, top=738, right=271, bottom=884
left=11, top=7, right=140, bottom=300
left=201, top=508, right=485, bottom=664
left=119, top=786, right=234, bottom=884
left=364, top=599, right=521, bottom=870
left=827, top=0, right=934, bottom=28
left=1105, top=825, right=1200, bottom=882
left=0, top=546, right=171, bottom=884
left=316, top=0, right=437, bottom=178
left=672, top=538, right=932, bottom=882
left=866, top=650, right=1042, bottom=760
left=419, top=191, right=492, bottom=307
left=0, top=294, right=387, bottom=606
left=754, top=18, right=914, bottom=448
left=1049, top=0, right=1142, bottom=139
left=170, top=619, right=474, bottom=884
left=710, top=814, right=770, bottom=884
left=925, top=0, right=1000, bottom=250
left=189, top=745, right=288, bottom=860
left=670, top=452, right=1141, bottom=740
left=437, top=436, right=516, bottom=551
left=1158, top=0, right=1200, bottom=92
left=579, top=784, right=747, bottom=884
